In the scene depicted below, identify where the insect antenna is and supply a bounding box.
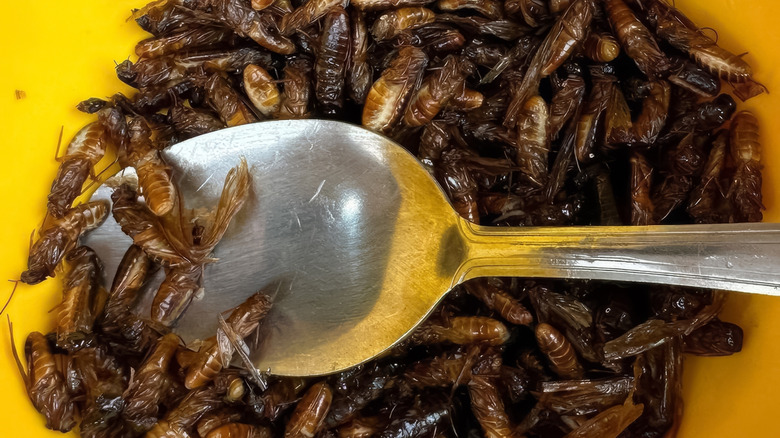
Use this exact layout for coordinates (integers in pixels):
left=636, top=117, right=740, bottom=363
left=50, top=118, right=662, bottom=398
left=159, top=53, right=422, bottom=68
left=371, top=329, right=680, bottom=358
left=0, top=280, right=19, bottom=316
left=7, top=315, right=29, bottom=387
left=54, top=126, right=65, bottom=162
left=699, top=26, right=719, bottom=43
left=80, top=156, right=119, bottom=194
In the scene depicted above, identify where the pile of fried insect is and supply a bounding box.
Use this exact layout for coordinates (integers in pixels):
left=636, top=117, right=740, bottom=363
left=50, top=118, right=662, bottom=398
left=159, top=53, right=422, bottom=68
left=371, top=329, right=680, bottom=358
left=12, top=0, right=762, bottom=436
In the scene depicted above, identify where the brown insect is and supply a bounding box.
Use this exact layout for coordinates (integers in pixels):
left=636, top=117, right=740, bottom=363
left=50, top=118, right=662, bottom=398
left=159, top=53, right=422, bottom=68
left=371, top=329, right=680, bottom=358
left=549, top=0, right=573, bottom=15
left=630, top=151, right=655, bottom=226
left=203, top=0, right=296, bottom=54
left=123, top=116, right=177, bottom=216
left=276, top=56, right=314, bottom=119
left=603, top=85, right=634, bottom=147
left=605, top=0, right=670, bottom=78
left=54, top=246, right=101, bottom=351
left=185, top=291, right=273, bottom=389
left=325, top=360, right=403, bottom=428
left=285, top=382, right=333, bottom=438
left=584, top=31, right=620, bottom=63
left=436, top=0, right=504, bottom=20
left=463, top=278, right=533, bottom=325
left=205, top=74, right=259, bottom=127
left=503, top=0, right=595, bottom=128
left=667, top=57, right=721, bottom=98
left=362, top=46, right=428, bottom=133
left=371, top=7, right=436, bottom=41
left=574, top=66, right=614, bottom=164
left=535, top=322, right=585, bottom=380
left=469, top=374, right=515, bottom=438
left=153, top=264, right=203, bottom=326
left=413, top=316, right=511, bottom=346
left=315, top=7, right=351, bottom=115
left=348, top=10, right=372, bottom=104
left=168, top=100, right=226, bottom=140
left=243, top=64, right=281, bottom=117
left=688, top=130, right=729, bottom=224
left=147, top=386, right=225, bottom=438
left=206, top=423, right=274, bottom=438
left=136, top=27, right=238, bottom=58
left=434, top=148, right=481, bottom=224
left=728, top=111, right=764, bottom=222
left=683, top=319, right=743, bottom=356
left=9, top=328, right=77, bottom=432
left=404, top=349, right=476, bottom=388
left=403, top=55, right=473, bottom=127
left=448, top=87, right=484, bottom=111
left=351, top=0, right=434, bottom=10
left=633, top=80, right=671, bottom=145
left=251, top=377, right=309, bottom=421
left=653, top=133, right=706, bottom=223
left=22, top=201, right=108, bottom=285
left=504, top=0, right=550, bottom=27
left=565, top=396, right=644, bottom=437
left=514, top=95, right=550, bottom=190
left=123, top=333, right=181, bottom=433
left=197, top=408, right=244, bottom=437
left=48, top=123, right=108, bottom=218
left=280, top=0, right=348, bottom=35
left=548, top=64, right=586, bottom=141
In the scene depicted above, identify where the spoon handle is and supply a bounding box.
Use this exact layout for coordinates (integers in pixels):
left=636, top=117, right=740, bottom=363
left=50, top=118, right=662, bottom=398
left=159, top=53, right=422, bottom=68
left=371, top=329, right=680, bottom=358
left=456, top=221, right=780, bottom=295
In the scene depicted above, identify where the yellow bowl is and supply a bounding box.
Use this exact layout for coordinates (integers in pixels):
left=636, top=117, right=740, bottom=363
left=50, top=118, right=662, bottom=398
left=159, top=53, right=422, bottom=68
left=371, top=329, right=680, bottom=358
left=0, top=0, right=778, bottom=436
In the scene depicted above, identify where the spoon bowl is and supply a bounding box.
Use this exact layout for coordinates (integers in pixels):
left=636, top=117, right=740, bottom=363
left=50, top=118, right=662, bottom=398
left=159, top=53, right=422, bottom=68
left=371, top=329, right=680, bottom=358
left=85, top=120, right=780, bottom=376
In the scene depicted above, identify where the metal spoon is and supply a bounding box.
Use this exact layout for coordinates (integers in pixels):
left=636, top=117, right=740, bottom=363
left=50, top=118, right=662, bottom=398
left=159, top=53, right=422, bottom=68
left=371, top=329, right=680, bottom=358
left=85, top=120, right=780, bottom=377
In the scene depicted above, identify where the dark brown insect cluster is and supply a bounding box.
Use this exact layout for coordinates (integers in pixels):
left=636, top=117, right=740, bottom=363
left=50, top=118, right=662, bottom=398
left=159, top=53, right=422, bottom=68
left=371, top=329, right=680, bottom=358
left=14, top=0, right=764, bottom=436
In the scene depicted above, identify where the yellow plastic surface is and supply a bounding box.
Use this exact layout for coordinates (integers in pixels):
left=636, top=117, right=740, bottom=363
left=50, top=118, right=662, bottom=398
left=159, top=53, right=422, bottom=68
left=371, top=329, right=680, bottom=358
left=0, top=0, right=778, bottom=436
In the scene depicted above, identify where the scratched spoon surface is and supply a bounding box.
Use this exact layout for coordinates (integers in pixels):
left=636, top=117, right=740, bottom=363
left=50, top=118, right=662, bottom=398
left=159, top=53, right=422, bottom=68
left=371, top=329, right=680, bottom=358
left=85, top=120, right=780, bottom=376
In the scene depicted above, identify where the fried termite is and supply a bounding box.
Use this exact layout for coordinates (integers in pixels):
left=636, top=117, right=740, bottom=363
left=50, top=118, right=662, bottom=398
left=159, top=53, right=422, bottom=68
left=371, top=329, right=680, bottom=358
left=146, top=386, right=224, bottom=437
left=243, top=64, right=281, bottom=117
left=503, top=0, right=595, bottom=127
left=403, top=55, right=473, bottom=127
left=121, top=116, right=176, bottom=216
left=123, top=333, right=180, bottom=433
left=196, top=409, right=244, bottom=437
left=436, top=0, right=504, bottom=21
left=248, top=377, right=308, bottom=421
left=604, top=0, right=670, bottom=78
left=434, top=148, right=480, bottom=224
left=362, top=46, right=428, bottom=133
left=727, top=111, right=763, bottom=222
left=630, top=152, right=655, bottom=226
left=184, top=291, right=273, bottom=389
left=378, top=391, right=451, bottom=438
left=650, top=2, right=765, bottom=100
left=48, top=123, right=108, bottom=219
left=535, top=377, right=635, bottom=416
left=411, top=316, right=510, bottom=346
left=168, top=100, right=226, bottom=140
left=284, top=382, right=333, bottom=438
left=276, top=56, right=314, bottom=119
left=371, top=7, right=436, bottom=41
left=688, top=130, right=729, bottom=223
left=55, top=246, right=102, bottom=351
left=633, top=80, right=671, bottom=145
left=668, top=57, right=721, bottom=97
left=549, top=64, right=586, bottom=141
left=22, top=201, right=109, bottom=285
left=549, top=0, right=573, bottom=15
left=514, top=95, right=550, bottom=190
left=463, top=278, right=533, bottom=325
left=536, top=322, right=585, bottom=380
left=206, top=423, right=273, bottom=438
left=205, top=74, right=259, bottom=127
left=280, top=0, right=348, bottom=34
left=584, top=31, right=620, bottom=63
left=575, top=66, right=614, bottom=164
left=135, top=27, right=238, bottom=58
left=653, top=133, right=706, bottom=223
left=348, top=10, right=372, bottom=104
left=683, top=319, right=743, bottom=356
left=204, top=0, right=296, bottom=54
left=563, top=395, right=644, bottom=438
left=324, top=360, right=403, bottom=428
left=315, top=7, right=350, bottom=115
left=9, top=325, right=77, bottom=432
left=468, top=350, right=516, bottom=438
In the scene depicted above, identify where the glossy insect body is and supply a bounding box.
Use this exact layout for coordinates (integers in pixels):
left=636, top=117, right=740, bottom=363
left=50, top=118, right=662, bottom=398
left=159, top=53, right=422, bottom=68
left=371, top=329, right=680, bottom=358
left=668, top=58, right=721, bottom=97
left=633, top=80, right=671, bottom=145
left=13, top=331, right=78, bottom=432
left=348, top=10, right=371, bottom=104
left=123, top=333, right=180, bottom=433
left=549, top=0, right=573, bottom=14
left=653, top=133, right=705, bottom=222
left=535, top=323, right=584, bottom=380
left=464, top=278, right=533, bottom=325
left=437, top=0, right=504, bottom=20
left=276, top=56, right=314, bottom=119
left=124, top=116, right=177, bottom=216
left=153, top=264, right=202, bottom=327
left=683, top=320, right=743, bottom=356
left=362, top=46, right=428, bottom=133
left=549, top=65, right=586, bottom=141
left=403, top=55, right=472, bottom=127
left=315, top=7, right=350, bottom=115
left=414, top=316, right=510, bottom=346
left=584, top=31, right=620, bottom=63
left=728, top=111, right=763, bottom=222
left=206, top=74, right=258, bottom=127
left=280, top=0, right=348, bottom=35
left=325, top=361, right=402, bottom=428
left=565, top=396, right=644, bottom=437
left=197, top=409, right=244, bottom=437
left=147, top=386, right=224, bottom=438
left=469, top=374, right=515, bottom=438
left=605, top=0, right=670, bottom=78
left=371, top=7, right=436, bottom=41
left=207, top=423, right=273, bottom=438
left=204, top=0, right=295, bottom=54
left=168, top=102, right=226, bottom=139
left=404, top=349, right=475, bottom=388
left=630, top=152, right=654, bottom=226
left=688, top=130, right=728, bottom=223
left=514, top=96, right=550, bottom=190
left=22, top=201, right=109, bottom=285
left=285, top=382, right=333, bottom=438
left=55, top=246, right=101, bottom=351
left=434, top=148, right=480, bottom=223
left=48, top=123, right=108, bottom=218
left=378, top=392, right=451, bottom=438
left=136, top=27, right=237, bottom=58
left=575, top=67, right=614, bottom=164
left=243, top=64, right=281, bottom=117
left=185, top=291, right=273, bottom=389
